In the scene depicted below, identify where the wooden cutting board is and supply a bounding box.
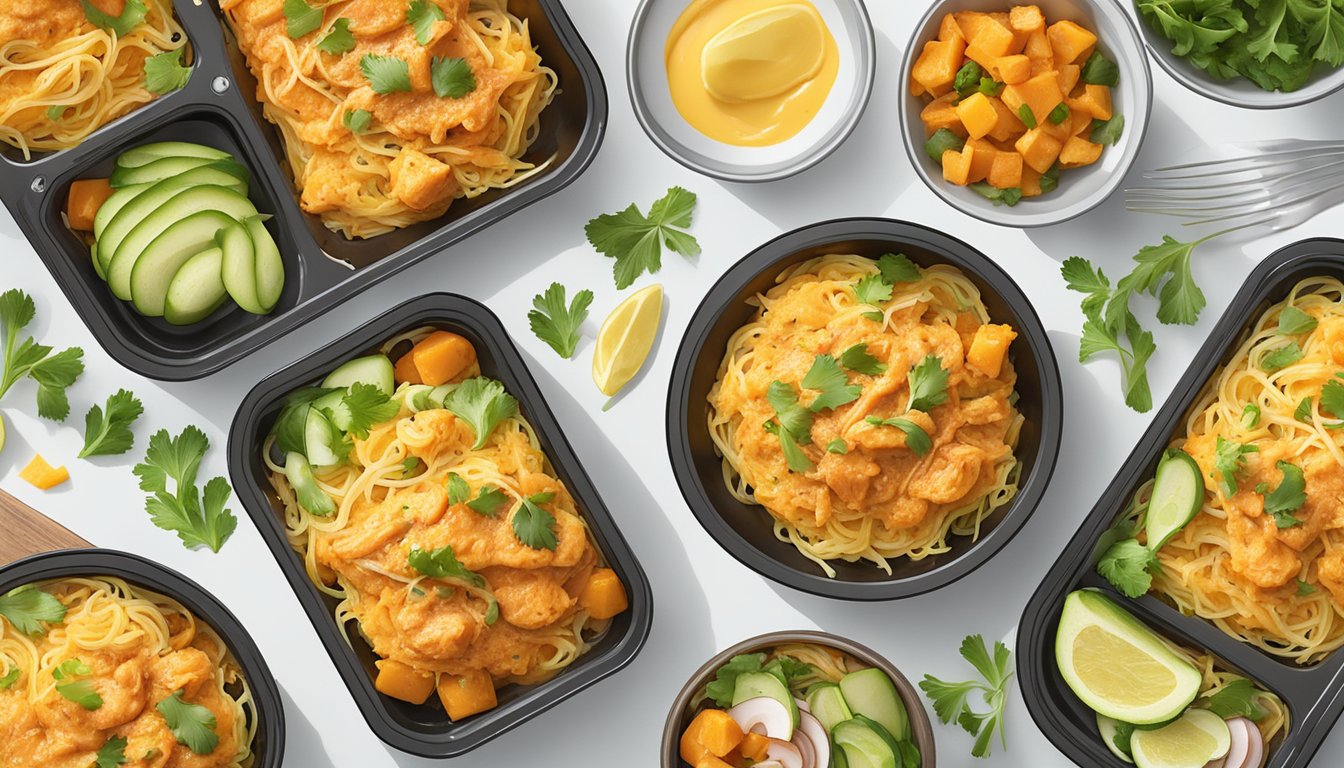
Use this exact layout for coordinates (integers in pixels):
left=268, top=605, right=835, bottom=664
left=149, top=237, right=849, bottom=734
left=0, top=487, right=90, bottom=565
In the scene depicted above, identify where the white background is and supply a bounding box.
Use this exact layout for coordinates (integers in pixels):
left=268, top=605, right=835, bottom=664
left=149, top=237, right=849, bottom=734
left=3, top=1, right=1344, bottom=766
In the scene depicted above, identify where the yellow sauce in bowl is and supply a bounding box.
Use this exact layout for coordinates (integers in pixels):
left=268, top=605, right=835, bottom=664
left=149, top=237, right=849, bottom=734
left=665, top=0, right=839, bottom=147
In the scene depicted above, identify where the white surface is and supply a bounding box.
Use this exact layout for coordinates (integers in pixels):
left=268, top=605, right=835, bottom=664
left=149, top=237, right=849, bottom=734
left=2, top=1, right=1343, bottom=767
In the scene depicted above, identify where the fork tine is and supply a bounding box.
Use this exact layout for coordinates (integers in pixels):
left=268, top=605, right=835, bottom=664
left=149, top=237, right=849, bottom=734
left=1180, top=180, right=1344, bottom=227
left=1144, top=149, right=1344, bottom=181
left=1149, top=143, right=1344, bottom=174
left=1130, top=158, right=1344, bottom=200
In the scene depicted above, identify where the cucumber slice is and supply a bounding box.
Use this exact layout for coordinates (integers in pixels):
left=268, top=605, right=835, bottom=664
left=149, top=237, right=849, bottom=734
left=283, top=452, right=335, bottom=517
left=313, top=390, right=352, bottom=432
left=129, top=212, right=239, bottom=317
left=245, top=215, right=284, bottom=312
left=732, top=672, right=799, bottom=733
left=1145, top=449, right=1205, bottom=551
left=1098, top=714, right=1136, bottom=763
left=163, top=247, right=227, bottom=326
left=96, top=168, right=249, bottom=275
left=218, top=217, right=263, bottom=314
left=321, top=354, right=395, bottom=395
left=304, top=407, right=342, bottom=467
left=109, top=155, right=248, bottom=188
left=428, top=384, right=457, bottom=409
left=807, top=683, right=854, bottom=733
left=840, top=668, right=910, bottom=742
left=834, top=746, right=850, bottom=768
left=115, top=141, right=232, bottom=169
left=90, top=242, right=104, bottom=281
left=832, top=718, right=898, bottom=768
left=92, top=182, right=153, bottom=242
left=107, top=185, right=257, bottom=300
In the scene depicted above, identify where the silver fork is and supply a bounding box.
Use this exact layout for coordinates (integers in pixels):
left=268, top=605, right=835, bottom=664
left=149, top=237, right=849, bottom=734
left=1124, top=139, right=1344, bottom=236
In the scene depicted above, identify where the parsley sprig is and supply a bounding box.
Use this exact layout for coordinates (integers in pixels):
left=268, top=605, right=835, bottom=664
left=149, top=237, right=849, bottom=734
left=406, top=0, right=445, bottom=44
left=443, top=377, right=518, bottom=450
left=920, top=635, right=1014, bottom=758
left=79, top=389, right=143, bottom=458
left=1262, top=460, right=1306, bottom=528
left=0, top=586, right=66, bottom=635
left=431, top=56, right=476, bottom=98
left=528, top=282, right=593, bottom=359
left=282, top=0, right=323, bottom=38
left=157, top=690, right=219, bottom=755
left=512, top=492, right=558, bottom=550
left=0, top=289, right=85, bottom=421
left=1213, top=436, right=1256, bottom=496
left=144, top=49, right=190, bottom=94
left=360, top=54, right=412, bottom=94
left=765, top=382, right=814, bottom=473
left=93, top=737, right=127, bottom=768
left=907, top=355, right=949, bottom=412
left=1096, top=532, right=1161, bottom=598
left=133, top=427, right=238, bottom=552
left=585, top=187, right=699, bottom=289
left=317, top=18, right=355, bottom=54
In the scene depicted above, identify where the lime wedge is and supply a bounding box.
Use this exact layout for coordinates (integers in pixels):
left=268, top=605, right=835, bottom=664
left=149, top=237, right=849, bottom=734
left=1056, top=590, right=1202, bottom=724
left=592, top=284, right=663, bottom=397
left=1145, top=449, right=1204, bottom=551
left=1131, top=709, right=1231, bottom=768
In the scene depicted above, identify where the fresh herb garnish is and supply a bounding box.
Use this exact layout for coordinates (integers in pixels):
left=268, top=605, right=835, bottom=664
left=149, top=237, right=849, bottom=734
left=1204, top=678, right=1268, bottom=721
left=585, top=187, right=699, bottom=289
left=802, top=355, right=861, bottom=412
left=144, top=49, right=190, bottom=94
left=133, top=427, right=237, bottom=553
left=1214, top=436, right=1257, bottom=495
left=157, top=690, right=219, bottom=755
left=443, top=377, right=518, bottom=450
left=701, top=653, right=811, bottom=708
left=401, top=457, right=422, bottom=478
left=528, top=282, right=592, bottom=359
left=53, top=658, right=101, bottom=710
left=512, top=492, right=558, bottom=550
left=1242, top=403, right=1261, bottom=428
left=447, top=473, right=469, bottom=505
left=765, top=381, right=814, bottom=473
left=93, top=736, right=127, bottom=768
left=340, top=383, right=400, bottom=439
left=46, top=105, right=67, bottom=121
left=282, top=0, right=323, bottom=38
left=406, top=0, right=445, bottom=45
left=953, top=61, right=983, bottom=98
left=864, top=416, right=932, bottom=456
left=970, top=183, right=1023, bottom=207
left=430, top=56, right=476, bottom=98
left=1017, top=104, right=1037, bottom=128
left=342, top=108, right=371, bottom=134
left=1090, top=115, right=1125, bottom=145
left=79, top=389, right=143, bottom=458
left=853, top=274, right=893, bottom=305
left=466, top=485, right=508, bottom=517
left=839, top=343, right=887, bottom=375
left=907, top=354, right=949, bottom=411
left=0, top=586, right=66, bottom=635
left=0, top=289, right=85, bottom=421
left=1262, top=460, right=1306, bottom=528
left=0, top=668, right=18, bottom=688
left=1262, top=342, right=1304, bottom=372
left=979, top=77, right=1005, bottom=96
left=408, top=544, right=485, bottom=587
left=1080, top=51, right=1120, bottom=86
left=924, top=128, right=965, bottom=163
left=920, top=635, right=1014, bottom=758
left=1277, top=305, right=1318, bottom=335
left=1048, top=102, right=1071, bottom=124
left=81, top=0, right=147, bottom=36
left=1297, top=579, right=1317, bottom=596
left=316, top=18, right=355, bottom=54
left=826, top=439, right=848, bottom=454
left=1323, top=379, right=1344, bottom=421
left=1295, top=396, right=1314, bottom=422
left=360, top=54, right=412, bottom=94
left=878, top=253, right=921, bottom=283
left=1096, top=537, right=1161, bottom=598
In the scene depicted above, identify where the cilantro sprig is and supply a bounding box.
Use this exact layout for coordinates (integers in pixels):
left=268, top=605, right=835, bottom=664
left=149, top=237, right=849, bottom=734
left=0, top=586, right=66, bottom=635
left=79, top=389, right=143, bottom=458
left=283, top=0, right=323, bottom=38
left=802, top=355, right=861, bottom=412
left=919, top=635, right=1014, bottom=758
left=1262, top=460, right=1306, bottom=528
left=53, top=658, right=102, bottom=710
left=907, top=355, right=949, bottom=412
left=585, top=187, right=699, bottom=289
left=0, top=289, right=85, bottom=421
left=132, top=427, right=237, bottom=552
left=431, top=56, right=476, bottom=98
left=409, top=544, right=485, bottom=588
left=839, top=343, right=887, bottom=375
left=360, top=54, right=412, bottom=94
left=317, top=18, right=355, bottom=54
left=81, top=0, right=147, bottom=36
left=1203, top=678, right=1268, bottom=721
left=144, top=49, right=190, bottom=94
left=443, top=377, right=518, bottom=450
left=466, top=484, right=508, bottom=517
left=700, top=653, right=812, bottom=708
left=157, top=690, right=219, bottom=755
left=93, top=737, right=127, bottom=768
left=528, top=282, right=593, bottom=359
left=406, top=0, right=445, bottom=44
left=1213, top=436, right=1256, bottom=496
left=1096, top=534, right=1161, bottom=598
left=512, top=492, right=558, bottom=550
left=865, top=416, right=933, bottom=456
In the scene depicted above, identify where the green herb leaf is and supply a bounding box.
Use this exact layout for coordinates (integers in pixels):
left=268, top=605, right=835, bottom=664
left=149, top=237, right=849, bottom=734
left=802, top=355, right=861, bottom=412
left=342, top=108, right=372, bottom=134
left=767, top=381, right=813, bottom=442
left=919, top=635, right=1013, bottom=759
left=1122, top=235, right=1207, bottom=326
left=1090, top=115, right=1125, bottom=145
left=1262, top=460, right=1306, bottom=527
left=923, top=128, right=965, bottom=163
left=853, top=274, right=893, bottom=305
left=703, top=653, right=766, bottom=708
left=907, top=354, right=949, bottom=411
left=79, top=389, right=143, bottom=458
left=1278, top=305, right=1318, bottom=335
left=46, top=105, right=67, bottom=121
left=133, top=427, right=237, bottom=553
left=408, top=544, right=485, bottom=587
left=839, top=343, right=887, bottom=375
left=1204, top=678, right=1268, bottom=721
left=341, top=383, right=401, bottom=439
left=81, top=0, right=147, bottom=36
left=1297, top=579, right=1317, bottom=596
left=443, top=377, right=518, bottom=449
left=1048, top=102, right=1071, bottom=124
left=1262, top=342, right=1304, bottom=372
left=283, top=0, right=323, bottom=38
left=1096, top=537, right=1160, bottom=598
left=1017, top=104, right=1037, bottom=128
left=93, top=736, right=128, bottom=768
left=57, top=679, right=103, bottom=710
left=1039, top=164, right=1061, bottom=194
left=877, top=253, right=921, bottom=283
left=447, top=473, right=469, bottom=505
left=1322, top=379, right=1344, bottom=420
left=1080, top=51, right=1120, bottom=85
left=1295, top=396, right=1314, bottom=422
left=401, top=457, right=422, bottom=478
left=0, top=290, right=86, bottom=421
left=1242, top=403, right=1261, bottom=429
left=864, top=416, right=932, bottom=456
left=316, top=18, right=355, bottom=54
left=970, top=183, right=1023, bottom=207
left=512, top=492, right=558, bottom=550
left=953, top=60, right=984, bottom=98
left=360, top=54, right=412, bottom=94
left=979, top=77, right=1005, bottom=96
left=528, top=282, right=592, bottom=359
left=406, top=0, right=445, bottom=45
left=585, top=187, right=699, bottom=290
left=466, top=485, right=508, bottom=517
left=1214, top=436, right=1257, bottom=495
left=157, top=690, right=219, bottom=755
left=430, top=56, right=476, bottom=98
left=0, top=586, right=66, bottom=635
left=144, top=48, right=190, bottom=94
left=0, top=668, right=19, bottom=688
left=826, top=439, right=848, bottom=454
left=765, top=421, right=813, bottom=472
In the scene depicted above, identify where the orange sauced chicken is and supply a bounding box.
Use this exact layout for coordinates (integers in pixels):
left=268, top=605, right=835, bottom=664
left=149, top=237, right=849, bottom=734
left=708, top=254, right=1024, bottom=576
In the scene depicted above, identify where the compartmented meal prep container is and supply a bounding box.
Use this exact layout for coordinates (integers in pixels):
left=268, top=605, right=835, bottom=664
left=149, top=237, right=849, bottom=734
left=227, top=293, right=653, bottom=758
left=0, top=0, right=606, bottom=381
left=1018, top=238, right=1344, bottom=768
left=660, top=630, right=938, bottom=768
left=666, top=217, right=1064, bottom=600
left=0, top=549, right=286, bottom=766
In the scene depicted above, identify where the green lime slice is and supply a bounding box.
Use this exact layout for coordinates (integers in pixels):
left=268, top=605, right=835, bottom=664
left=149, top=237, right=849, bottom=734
left=1131, top=708, right=1231, bottom=768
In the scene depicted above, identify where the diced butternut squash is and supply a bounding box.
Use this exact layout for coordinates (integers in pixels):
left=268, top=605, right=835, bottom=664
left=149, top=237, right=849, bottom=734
left=1041, top=112, right=1074, bottom=141
left=938, top=12, right=964, bottom=43
left=1047, top=20, right=1097, bottom=65
left=1056, top=63, right=1081, bottom=95
left=1068, top=84, right=1113, bottom=120
left=986, top=96, right=1026, bottom=142
left=1014, top=128, right=1064, bottom=173
left=580, top=568, right=629, bottom=620
left=1071, top=108, right=1094, bottom=135
left=681, top=709, right=744, bottom=764
left=65, top=179, right=114, bottom=231
left=912, top=38, right=966, bottom=94
left=1020, top=166, right=1044, bottom=197
left=967, top=138, right=998, bottom=183
left=437, top=669, right=497, bottom=720
left=955, top=11, right=998, bottom=44
left=921, top=92, right=966, bottom=136
left=988, top=151, right=1024, bottom=189
left=997, top=54, right=1031, bottom=84
left=1009, top=4, right=1045, bottom=33
left=394, top=351, right=423, bottom=385
left=1059, top=135, right=1103, bottom=167
left=968, top=324, right=1018, bottom=377
left=1025, top=29, right=1052, bottom=64
left=989, top=11, right=1030, bottom=52
left=410, top=330, right=477, bottom=386
left=374, top=660, right=434, bottom=704
left=740, top=732, right=770, bottom=762
left=968, top=13, right=1017, bottom=58
left=19, top=454, right=68, bottom=490
left=1002, top=73, right=1064, bottom=130
left=942, top=145, right=975, bottom=186
left=955, top=92, right=1000, bottom=140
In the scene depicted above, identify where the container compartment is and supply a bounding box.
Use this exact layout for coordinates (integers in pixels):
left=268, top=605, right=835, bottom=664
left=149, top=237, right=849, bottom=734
left=227, top=293, right=652, bottom=757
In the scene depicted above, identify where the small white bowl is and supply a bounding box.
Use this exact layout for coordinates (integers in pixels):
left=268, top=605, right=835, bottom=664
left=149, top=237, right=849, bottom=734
left=626, top=0, right=875, bottom=182
left=899, top=0, right=1153, bottom=227
left=1127, top=2, right=1344, bottom=108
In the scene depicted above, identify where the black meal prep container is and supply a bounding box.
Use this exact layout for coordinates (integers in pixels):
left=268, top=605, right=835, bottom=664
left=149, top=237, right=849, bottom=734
left=1018, top=238, right=1344, bottom=768
left=227, top=293, right=653, bottom=758
left=667, top=217, right=1064, bottom=600
left=0, top=549, right=285, bottom=765
left=0, top=0, right=606, bottom=381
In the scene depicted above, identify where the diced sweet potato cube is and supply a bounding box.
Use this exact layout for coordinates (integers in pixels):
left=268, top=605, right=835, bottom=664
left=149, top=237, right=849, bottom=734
left=1014, top=128, right=1063, bottom=173
left=741, top=733, right=770, bottom=762
left=394, top=351, right=423, bottom=385
left=968, top=324, right=1018, bottom=377
left=922, top=92, right=967, bottom=136
left=1021, top=166, right=1043, bottom=197
left=1041, top=111, right=1074, bottom=141
left=1002, top=72, right=1064, bottom=129
left=1072, top=108, right=1094, bottom=135
left=969, top=16, right=1017, bottom=58
left=986, top=96, right=1026, bottom=142
left=1059, top=135, right=1103, bottom=167
left=942, top=146, right=975, bottom=186
left=967, top=138, right=998, bottom=183
left=681, top=710, right=745, bottom=764
left=580, top=568, right=629, bottom=620
left=1079, top=84, right=1113, bottom=120
left=997, top=54, right=1031, bottom=84
left=438, top=669, right=498, bottom=720
left=955, top=92, right=1000, bottom=140
left=411, top=330, right=477, bottom=386
left=1025, top=29, right=1052, bottom=63
left=911, top=78, right=926, bottom=97
left=1057, top=63, right=1081, bottom=95
left=955, top=11, right=997, bottom=43
left=912, top=38, right=966, bottom=94
left=938, top=12, right=965, bottom=43
left=988, top=151, right=1024, bottom=189
left=1047, top=20, right=1097, bottom=65
left=66, top=178, right=114, bottom=231
left=375, top=660, right=435, bottom=704
left=1009, top=5, right=1045, bottom=33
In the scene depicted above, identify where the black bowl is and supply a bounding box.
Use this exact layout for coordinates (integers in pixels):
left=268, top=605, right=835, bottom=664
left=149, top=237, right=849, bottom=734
left=667, top=217, right=1063, bottom=600
left=0, top=549, right=285, bottom=766
left=227, top=293, right=653, bottom=758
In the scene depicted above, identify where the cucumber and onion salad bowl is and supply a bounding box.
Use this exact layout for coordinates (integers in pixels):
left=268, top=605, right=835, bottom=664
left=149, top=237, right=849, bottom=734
left=71, top=141, right=285, bottom=326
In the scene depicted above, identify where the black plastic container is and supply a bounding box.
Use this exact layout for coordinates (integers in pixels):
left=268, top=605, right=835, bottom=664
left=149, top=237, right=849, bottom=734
left=0, top=549, right=285, bottom=765
left=1018, top=239, right=1344, bottom=768
left=227, top=293, right=653, bottom=758
left=0, top=0, right=605, bottom=381
left=667, top=218, right=1064, bottom=600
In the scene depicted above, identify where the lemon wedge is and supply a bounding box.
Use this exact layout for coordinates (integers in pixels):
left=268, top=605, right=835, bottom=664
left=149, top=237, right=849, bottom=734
left=1131, top=709, right=1231, bottom=768
left=1055, top=590, right=1202, bottom=725
left=593, top=284, right=663, bottom=397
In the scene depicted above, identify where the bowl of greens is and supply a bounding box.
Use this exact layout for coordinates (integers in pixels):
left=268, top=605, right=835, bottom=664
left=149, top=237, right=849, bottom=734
left=1132, top=0, right=1344, bottom=107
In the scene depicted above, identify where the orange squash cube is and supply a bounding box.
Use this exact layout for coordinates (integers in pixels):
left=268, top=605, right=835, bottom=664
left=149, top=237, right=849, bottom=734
left=921, top=92, right=967, bottom=136
left=955, top=92, right=1000, bottom=140
left=942, top=145, right=975, bottom=186
left=968, top=324, right=1018, bottom=377
left=1059, top=136, right=1103, bottom=167
left=1056, top=63, right=1081, bottom=95
left=394, top=351, right=423, bottom=385
left=1041, top=111, right=1074, bottom=141
left=989, top=11, right=1030, bottom=52
left=411, top=331, right=477, bottom=386
left=1047, top=20, right=1098, bottom=64
left=988, top=151, right=1024, bottom=189
left=374, top=660, right=435, bottom=704
left=19, top=454, right=68, bottom=490
left=1002, top=73, right=1064, bottom=130
left=1014, top=128, right=1064, bottom=173
left=912, top=38, right=966, bottom=94
left=968, top=16, right=1016, bottom=58
left=986, top=96, right=1026, bottom=142
left=1025, top=29, right=1053, bottom=65
left=438, top=669, right=498, bottom=720
left=681, top=710, right=744, bottom=764
left=1074, top=84, right=1113, bottom=120
left=65, top=179, right=114, bottom=231
left=1072, top=108, right=1095, bottom=135
left=966, top=139, right=998, bottom=183
left=938, top=12, right=965, bottom=43
left=740, top=732, right=770, bottom=762
left=1020, top=166, right=1044, bottom=197
left=997, top=54, right=1032, bottom=84
left=1009, top=5, right=1045, bottom=33
left=580, top=568, right=629, bottom=620
left=954, top=11, right=997, bottom=43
